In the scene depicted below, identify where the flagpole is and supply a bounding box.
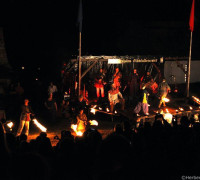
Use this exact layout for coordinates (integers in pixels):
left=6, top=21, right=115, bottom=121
left=186, top=31, right=193, bottom=98
left=78, top=0, right=82, bottom=96
left=78, top=31, right=82, bottom=96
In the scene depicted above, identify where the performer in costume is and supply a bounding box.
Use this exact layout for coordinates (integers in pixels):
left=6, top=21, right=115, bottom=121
left=94, top=68, right=106, bottom=98
left=134, top=85, right=149, bottom=116
left=113, top=67, right=122, bottom=90
left=16, top=99, right=34, bottom=136
left=108, top=84, right=125, bottom=113
left=158, top=79, right=171, bottom=108
left=76, top=108, right=88, bottom=133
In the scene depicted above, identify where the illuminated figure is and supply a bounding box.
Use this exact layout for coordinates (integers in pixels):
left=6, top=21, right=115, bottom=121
left=158, top=79, right=171, bottom=108
left=113, top=67, right=122, bottom=90
left=108, top=84, right=125, bottom=113
left=16, top=99, right=34, bottom=136
left=76, top=108, right=88, bottom=133
left=94, top=68, right=106, bottom=98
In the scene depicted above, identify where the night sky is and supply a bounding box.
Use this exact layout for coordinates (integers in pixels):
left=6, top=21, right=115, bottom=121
left=0, top=0, right=200, bottom=81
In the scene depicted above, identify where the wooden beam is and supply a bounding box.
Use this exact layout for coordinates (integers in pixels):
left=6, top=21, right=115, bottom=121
left=81, top=60, right=98, bottom=79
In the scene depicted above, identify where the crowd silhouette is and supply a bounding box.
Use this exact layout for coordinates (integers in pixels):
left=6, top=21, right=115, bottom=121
left=1, top=113, right=200, bottom=180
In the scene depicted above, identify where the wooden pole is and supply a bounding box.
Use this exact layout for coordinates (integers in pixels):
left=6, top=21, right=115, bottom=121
left=186, top=31, right=193, bottom=98
left=78, top=32, right=82, bottom=96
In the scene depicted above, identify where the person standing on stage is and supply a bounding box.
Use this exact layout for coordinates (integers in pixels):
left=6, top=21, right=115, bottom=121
left=113, top=67, right=122, bottom=90
left=128, top=68, right=140, bottom=101
left=16, top=99, right=34, bottom=137
left=158, top=79, right=171, bottom=108
left=108, top=84, right=125, bottom=113
left=94, top=68, right=106, bottom=99
left=134, top=85, right=149, bottom=116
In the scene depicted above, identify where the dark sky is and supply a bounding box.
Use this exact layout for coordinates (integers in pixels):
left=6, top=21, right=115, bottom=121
left=0, top=0, right=199, bottom=78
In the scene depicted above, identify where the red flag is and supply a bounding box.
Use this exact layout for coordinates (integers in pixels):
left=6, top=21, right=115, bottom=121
left=189, top=0, right=195, bottom=32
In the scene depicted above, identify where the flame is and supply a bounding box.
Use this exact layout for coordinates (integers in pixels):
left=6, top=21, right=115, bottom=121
left=89, top=120, right=98, bottom=126
left=32, top=119, right=47, bottom=132
left=90, top=108, right=96, bottom=115
left=192, top=96, right=200, bottom=105
left=106, top=108, right=110, bottom=112
left=189, top=106, right=193, bottom=110
left=166, top=109, right=169, bottom=113
left=99, top=107, right=102, bottom=110
left=163, top=112, right=173, bottom=124
left=176, top=109, right=178, bottom=112
left=163, top=98, right=170, bottom=102
left=71, top=124, right=83, bottom=136
left=7, top=122, right=14, bottom=129
left=114, top=110, right=117, bottom=114
left=179, top=107, right=184, bottom=111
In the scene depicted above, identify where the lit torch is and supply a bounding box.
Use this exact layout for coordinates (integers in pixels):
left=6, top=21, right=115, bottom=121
left=90, top=108, right=96, bottom=115
left=179, top=107, right=184, bottom=111
left=32, top=119, right=47, bottom=132
left=7, top=122, right=14, bottom=129
left=89, top=120, right=98, bottom=126
left=71, top=124, right=83, bottom=136
left=163, top=98, right=170, bottom=102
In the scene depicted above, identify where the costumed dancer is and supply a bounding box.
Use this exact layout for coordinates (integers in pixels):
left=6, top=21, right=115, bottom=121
left=108, top=84, right=125, bottom=113
left=76, top=108, right=88, bottom=133
left=158, top=78, right=171, bottom=108
left=16, top=99, right=34, bottom=137
left=94, top=68, right=106, bottom=98
left=134, top=85, right=149, bottom=116
left=113, top=67, right=122, bottom=90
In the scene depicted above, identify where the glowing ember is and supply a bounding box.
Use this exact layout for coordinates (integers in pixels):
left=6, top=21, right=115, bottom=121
left=32, top=119, right=47, bottom=132
left=89, top=120, right=98, bottom=126
left=7, top=122, right=14, bottom=129
left=90, top=108, right=96, bottom=115
left=71, top=124, right=83, bottom=136
left=163, top=98, right=170, bottom=102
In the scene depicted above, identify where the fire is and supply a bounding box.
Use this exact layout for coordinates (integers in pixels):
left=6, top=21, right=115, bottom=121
left=114, top=110, right=117, bottom=114
left=163, top=112, right=173, bottom=124
left=163, top=98, right=170, bottom=102
left=192, top=96, right=200, bottom=105
left=32, top=119, right=47, bottom=132
left=90, top=108, right=96, bottom=115
left=106, top=108, right=110, bottom=112
left=179, top=107, right=184, bottom=111
left=71, top=124, right=83, bottom=136
left=7, top=122, right=14, bottom=129
left=166, top=109, right=169, bottom=113
left=189, top=106, right=193, bottom=110
left=99, top=107, right=102, bottom=110
left=89, top=120, right=98, bottom=126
